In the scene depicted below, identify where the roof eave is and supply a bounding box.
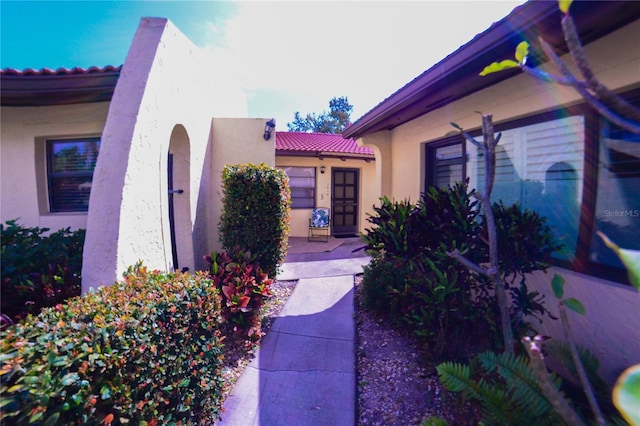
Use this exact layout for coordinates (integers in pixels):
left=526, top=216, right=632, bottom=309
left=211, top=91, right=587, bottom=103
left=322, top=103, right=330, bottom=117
left=1, top=67, right=121, bottom=107
left=343, top=1, right=640, bottom=139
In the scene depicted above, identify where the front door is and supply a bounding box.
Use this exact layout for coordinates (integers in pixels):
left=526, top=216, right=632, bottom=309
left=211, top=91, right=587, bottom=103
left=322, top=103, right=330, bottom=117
left=332, top=168, right=359, bottom=236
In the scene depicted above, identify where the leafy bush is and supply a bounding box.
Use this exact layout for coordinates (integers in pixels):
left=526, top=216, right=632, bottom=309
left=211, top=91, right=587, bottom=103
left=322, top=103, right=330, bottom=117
left=1, top=220, right=85, bottom=324
left=218, top=163, right=291, bottom=278
left=205, top=249, right=273, bottom=342
left=362, top=182, right=496, bottom=359
left=437, top=348, right=625, bottom=426
left=361, top=181, right=560, bottom=359
left=0, top=265, right=225, bottom=425
left=437, top=351, right=564, bottom=425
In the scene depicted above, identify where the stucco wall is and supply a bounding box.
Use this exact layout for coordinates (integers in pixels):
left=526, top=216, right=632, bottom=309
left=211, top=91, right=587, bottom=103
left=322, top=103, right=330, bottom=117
left=275, top=155, right=377, bottom=237
left=82, top=18, right=249, bottom=291
left=0, top=102, right=109, bottom=231
left=358, top=19, right=640, bottom=383
left=528, top=268, right=640, bottom=385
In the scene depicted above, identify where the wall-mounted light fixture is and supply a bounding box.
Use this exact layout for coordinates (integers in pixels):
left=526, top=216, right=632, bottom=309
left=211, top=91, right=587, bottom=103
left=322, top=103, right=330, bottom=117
left=263, top=119, right=276, bottom=140
left=320, top=165, right=326, bottom=174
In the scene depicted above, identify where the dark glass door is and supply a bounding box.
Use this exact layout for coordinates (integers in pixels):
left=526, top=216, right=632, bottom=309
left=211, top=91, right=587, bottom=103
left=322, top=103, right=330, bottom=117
left=332, top=168, right=359, bottom=236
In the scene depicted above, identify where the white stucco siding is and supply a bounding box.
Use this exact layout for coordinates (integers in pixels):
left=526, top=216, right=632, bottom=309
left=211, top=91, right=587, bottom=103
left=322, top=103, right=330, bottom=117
left=82, top=17, right=249, bottom=291
left=0, top=103, right=109, bottom=231
left=527, top=268, right=640, bottom=385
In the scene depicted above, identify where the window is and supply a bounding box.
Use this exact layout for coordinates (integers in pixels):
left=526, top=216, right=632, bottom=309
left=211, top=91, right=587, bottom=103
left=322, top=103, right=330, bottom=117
left=589, top=119, right=640, bottom=269
left=428, top=142, right=465, bottom=189
left=280, top=166, right=316, bottom=209
left=425, top=94, right=640, bottom=284
left=47, top=138, right=100, bottom=212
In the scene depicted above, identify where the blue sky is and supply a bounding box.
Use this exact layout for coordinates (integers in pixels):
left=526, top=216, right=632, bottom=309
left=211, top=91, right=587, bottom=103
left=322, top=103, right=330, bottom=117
left=1, top=0, right=523, bottom=127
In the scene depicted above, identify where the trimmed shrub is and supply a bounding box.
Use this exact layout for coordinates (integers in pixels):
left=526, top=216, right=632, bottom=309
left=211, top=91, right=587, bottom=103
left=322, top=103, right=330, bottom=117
left=0, top=265, right=225, bottom=425
left=1, top=220, right=84, bottom=324
left=205, top=249, right=273, bottom=342
left=218, top=163, right=291, bottom=278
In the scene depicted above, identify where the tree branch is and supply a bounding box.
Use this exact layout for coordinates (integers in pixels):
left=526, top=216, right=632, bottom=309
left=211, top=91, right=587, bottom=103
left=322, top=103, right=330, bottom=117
left=562, top=14, right=640, bottom=124
left=523, top=336, right=588, bottom=426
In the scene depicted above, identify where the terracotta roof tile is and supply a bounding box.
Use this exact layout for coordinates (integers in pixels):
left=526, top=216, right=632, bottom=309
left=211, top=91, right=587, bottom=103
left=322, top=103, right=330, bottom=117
left=1, top=65, right=122, bottom=76
left=276, top=131, right=374, bottom=158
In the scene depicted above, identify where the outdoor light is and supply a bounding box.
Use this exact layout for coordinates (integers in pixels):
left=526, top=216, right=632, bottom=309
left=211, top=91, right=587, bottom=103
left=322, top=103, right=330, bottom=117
left=320, top=165, right=326, bottom=174
left=263, top=119, right=276, bottom=140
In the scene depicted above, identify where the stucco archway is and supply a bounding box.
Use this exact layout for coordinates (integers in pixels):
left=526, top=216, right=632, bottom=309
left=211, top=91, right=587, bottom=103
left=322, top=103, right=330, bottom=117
left=167, top=124, right=194, bottom=272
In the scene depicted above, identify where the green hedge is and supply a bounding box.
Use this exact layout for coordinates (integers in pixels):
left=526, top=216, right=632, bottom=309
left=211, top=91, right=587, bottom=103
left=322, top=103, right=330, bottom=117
left=1, top=220, right=85, bottom=323
left=0, top=266, right=224, bottom=425
left=218, top=163, right=291, bottom=278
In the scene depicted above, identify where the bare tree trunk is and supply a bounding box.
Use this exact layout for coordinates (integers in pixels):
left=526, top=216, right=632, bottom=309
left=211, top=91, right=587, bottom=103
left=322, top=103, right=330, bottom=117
left=449, top=114, right=514, bottom=353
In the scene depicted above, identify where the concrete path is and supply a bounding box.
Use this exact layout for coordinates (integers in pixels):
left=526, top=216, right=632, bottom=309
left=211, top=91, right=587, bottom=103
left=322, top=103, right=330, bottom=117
left=216, top=255, right=370, bottom=426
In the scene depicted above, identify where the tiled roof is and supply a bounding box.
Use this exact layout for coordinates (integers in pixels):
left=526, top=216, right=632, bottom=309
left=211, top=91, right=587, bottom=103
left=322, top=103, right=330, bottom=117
left=1, top=65, right=122, bottom=76
left=276, top=131, right=374, bottom=159
left=1, top=65, right=122, bottom=106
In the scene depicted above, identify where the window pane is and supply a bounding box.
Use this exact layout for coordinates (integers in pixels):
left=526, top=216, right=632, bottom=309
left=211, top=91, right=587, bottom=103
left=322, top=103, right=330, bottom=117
left=589, top=121, right=640, bottom=268
left=50, top=140, right=100, bottom=173
left=280, top=166, right=316, bottom=209
left=47, top=138, right=100, bottom=213
left=467, top=116, right=584, bottom=260
left=433, top=143, right=463, bottom=188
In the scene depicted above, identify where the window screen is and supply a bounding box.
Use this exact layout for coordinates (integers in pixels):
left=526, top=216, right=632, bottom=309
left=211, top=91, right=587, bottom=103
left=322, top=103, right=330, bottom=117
left=280, top=166, right=316, bottom=209
left=47, top=138, right=100, bottom=212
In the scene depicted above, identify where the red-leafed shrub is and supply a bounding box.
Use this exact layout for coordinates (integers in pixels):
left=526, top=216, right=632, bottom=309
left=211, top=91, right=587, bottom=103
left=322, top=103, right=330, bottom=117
left=205, top=249, right=273, bottom=342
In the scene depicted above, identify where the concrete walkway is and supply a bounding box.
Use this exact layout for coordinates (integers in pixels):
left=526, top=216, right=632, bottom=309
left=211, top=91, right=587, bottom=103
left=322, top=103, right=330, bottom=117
left=216, top=241, right=369, bottom=426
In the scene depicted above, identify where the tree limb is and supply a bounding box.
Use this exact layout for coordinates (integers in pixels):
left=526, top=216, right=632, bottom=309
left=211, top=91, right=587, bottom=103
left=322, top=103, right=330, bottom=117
left=523, top=336, right=588, bottom=426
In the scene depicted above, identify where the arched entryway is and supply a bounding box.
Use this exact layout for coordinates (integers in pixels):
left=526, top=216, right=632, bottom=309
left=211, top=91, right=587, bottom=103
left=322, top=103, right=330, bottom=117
left=168, top=125, right=194, bottom=272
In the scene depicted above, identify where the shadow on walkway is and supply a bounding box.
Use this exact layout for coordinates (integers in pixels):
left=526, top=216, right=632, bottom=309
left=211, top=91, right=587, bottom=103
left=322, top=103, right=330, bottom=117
left=217, top=276, right=355, bottom=426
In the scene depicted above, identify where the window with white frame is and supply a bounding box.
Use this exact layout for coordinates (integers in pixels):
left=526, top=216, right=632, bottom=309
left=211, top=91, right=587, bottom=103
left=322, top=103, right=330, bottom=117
left=47, top=138, right=100, bottom=212
left=280, top=166, right=316, bottom=209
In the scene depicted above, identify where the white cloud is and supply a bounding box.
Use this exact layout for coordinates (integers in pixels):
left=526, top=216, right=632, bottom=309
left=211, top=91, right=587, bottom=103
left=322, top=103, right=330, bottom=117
left=204, top=1, right=523, bottom=127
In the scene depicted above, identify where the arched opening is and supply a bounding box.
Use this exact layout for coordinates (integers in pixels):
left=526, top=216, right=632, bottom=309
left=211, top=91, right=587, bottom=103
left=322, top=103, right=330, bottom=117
left=168, top=125, right=194, bottom=272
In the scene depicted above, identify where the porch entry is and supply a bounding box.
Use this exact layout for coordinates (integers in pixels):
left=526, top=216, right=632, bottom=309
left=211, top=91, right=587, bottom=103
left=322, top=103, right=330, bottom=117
left=331, top=168, right=359, bottom=236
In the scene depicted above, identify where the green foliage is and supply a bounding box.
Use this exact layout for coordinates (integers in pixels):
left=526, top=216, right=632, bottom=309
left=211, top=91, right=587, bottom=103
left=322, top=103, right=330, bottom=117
left=287, top=96, right=353, bottom=133
left=598, top=232, right=640, bottom=290
left=361, top=181, right=559, bottom=359
left=437, top=351, right=564, bottom=425
left=491, top=201, right=560, bottom=281
left=1, top=220, right=85, bottom=323
left=490, top=202, right=560, bottom=332
left=559, top=0, right=573, bottom=14
left=362, top=182, right=498, bottom=360
left=613, top=364, right=640, bottom=426
left=205, top=249, right=273, bottom=342
left=0, top=265, right=225, bottom=425
left=545, top=340, right=611, bottom=406
left=218, top=163, right=291, bottom=278
left=421, top=416, right=450, bottom=426
left=479, top=41, right=529, bottom=76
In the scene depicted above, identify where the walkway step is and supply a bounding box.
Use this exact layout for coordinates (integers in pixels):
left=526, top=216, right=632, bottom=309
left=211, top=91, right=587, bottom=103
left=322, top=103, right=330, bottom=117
left=217, top=275, right=355, bottom=426
left=277, top=257, right=370, bottom=281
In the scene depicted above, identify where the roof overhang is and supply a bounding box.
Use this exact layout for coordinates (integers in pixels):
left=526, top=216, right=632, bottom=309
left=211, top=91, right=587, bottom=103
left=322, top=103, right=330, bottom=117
left=1, top=66, right=122, bottom=107
left=343, top=1, right=640, bottom=139
left=276, top=149, right=375, bottom=162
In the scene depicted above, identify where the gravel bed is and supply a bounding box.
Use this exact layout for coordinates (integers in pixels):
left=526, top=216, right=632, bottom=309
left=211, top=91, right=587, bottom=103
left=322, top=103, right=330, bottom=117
left=354, top=275, right=479, bottom=425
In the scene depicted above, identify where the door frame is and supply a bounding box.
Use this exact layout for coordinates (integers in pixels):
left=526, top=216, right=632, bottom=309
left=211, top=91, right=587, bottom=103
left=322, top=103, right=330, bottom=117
left=331, top=167, right=360, bottom=236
